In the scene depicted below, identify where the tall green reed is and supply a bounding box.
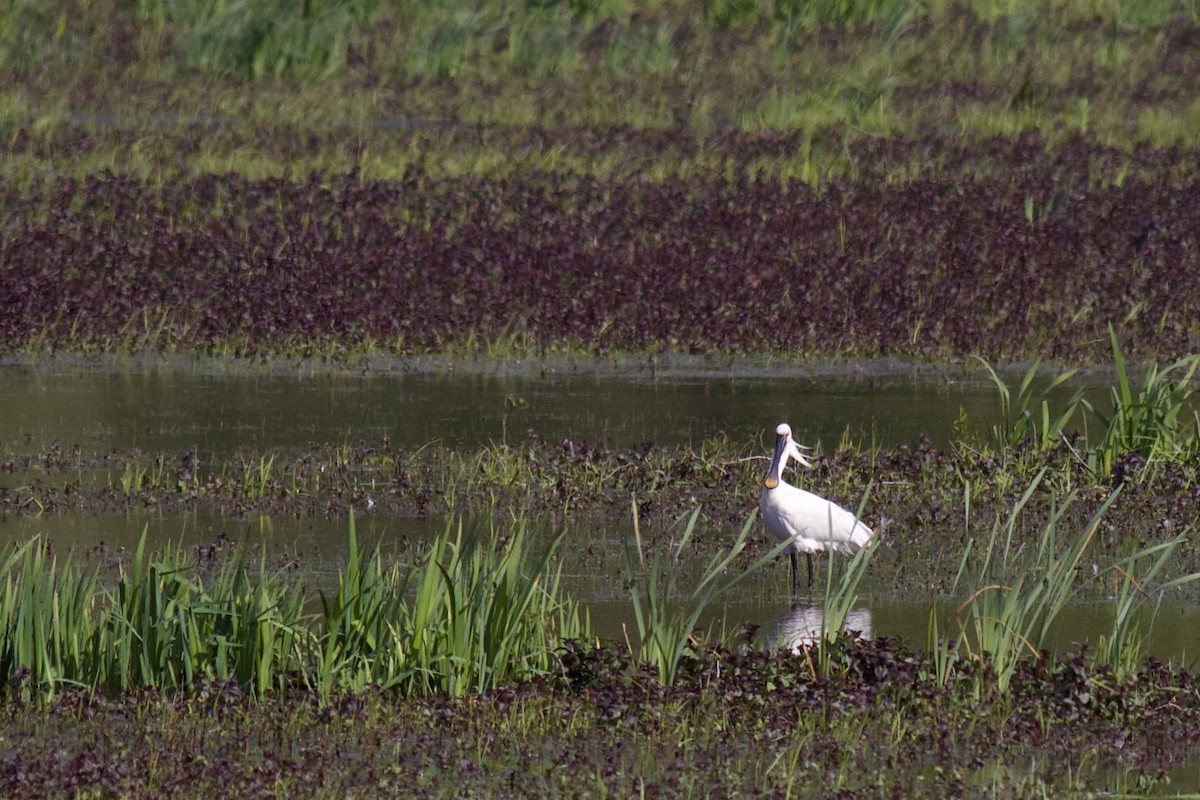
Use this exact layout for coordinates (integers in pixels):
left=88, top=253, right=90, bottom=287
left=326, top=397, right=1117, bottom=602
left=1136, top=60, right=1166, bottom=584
left=952, top=470, right=1118, bottom=691
left=312, top=516, right=407, bottom=695
left=1082, top=325, right=1200, bottom=479
left=348, top=514, right=590, bottom=698
left=974, top=356, right=1082, bottom=453
left=944, top=468, right=1200, bottom=692
left=102, top=531, right=308, bottom=696
left=0, top=515, right=589, bottom=701
left=1094, top=534, right=1200, bottom=678
left=978, top=329, right=1200, bottom=482
left=810, top=498, right=878, bottom=676
left=0, top=531, right=309, bottom=700
left=0, top=539, right=100, bottom=702
left=625, top=504, right=796, bottom=684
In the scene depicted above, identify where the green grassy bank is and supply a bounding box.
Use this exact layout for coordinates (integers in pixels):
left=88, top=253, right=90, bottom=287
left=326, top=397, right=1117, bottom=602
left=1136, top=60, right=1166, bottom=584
left=6, top=0, right=1200, bottom=181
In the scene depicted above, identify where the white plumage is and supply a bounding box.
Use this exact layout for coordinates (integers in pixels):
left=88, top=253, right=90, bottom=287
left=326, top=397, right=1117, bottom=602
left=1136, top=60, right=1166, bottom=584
left=759, top=422, right=875, bottom=593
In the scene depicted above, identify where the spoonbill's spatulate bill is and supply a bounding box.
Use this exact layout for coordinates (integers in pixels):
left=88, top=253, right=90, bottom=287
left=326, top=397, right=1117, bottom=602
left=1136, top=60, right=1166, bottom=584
left=759, top=422, right=875, bottom=594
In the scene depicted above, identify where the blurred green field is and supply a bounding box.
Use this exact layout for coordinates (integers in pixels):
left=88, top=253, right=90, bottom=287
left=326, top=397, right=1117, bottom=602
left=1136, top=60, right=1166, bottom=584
left=6, top=0, right=1200, bottom=181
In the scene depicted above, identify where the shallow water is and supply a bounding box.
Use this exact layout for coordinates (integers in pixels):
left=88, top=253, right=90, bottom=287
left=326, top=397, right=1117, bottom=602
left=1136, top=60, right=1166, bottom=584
left=9, top=509, right=1198, bottom=667
left=0, top=355, right=1086, bottom=456
left=1, top=357, right=1193, bottom=665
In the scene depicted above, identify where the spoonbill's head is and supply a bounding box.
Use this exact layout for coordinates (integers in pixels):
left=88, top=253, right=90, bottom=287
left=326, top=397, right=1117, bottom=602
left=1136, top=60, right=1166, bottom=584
left=763, top=422, right=813, bottom=489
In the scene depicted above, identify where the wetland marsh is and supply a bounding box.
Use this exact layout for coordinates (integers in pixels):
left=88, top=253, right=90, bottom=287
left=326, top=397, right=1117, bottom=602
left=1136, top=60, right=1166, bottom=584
left=4, top=353, right=1200, bottom=796
left=2, top=358, right=1196, bottom=655
left=7, top=0, right=1200, bottom=795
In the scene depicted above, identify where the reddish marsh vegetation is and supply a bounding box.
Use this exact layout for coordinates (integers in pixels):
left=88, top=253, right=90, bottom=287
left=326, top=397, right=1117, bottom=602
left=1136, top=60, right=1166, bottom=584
left=0, top=640, right=1197, bottom=799
left=3, top=133, right=1200, bottom=362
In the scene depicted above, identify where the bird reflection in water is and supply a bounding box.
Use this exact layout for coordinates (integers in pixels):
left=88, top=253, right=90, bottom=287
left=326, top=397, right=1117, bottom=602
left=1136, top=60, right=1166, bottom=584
left=767, top=604, right=874, bottom=653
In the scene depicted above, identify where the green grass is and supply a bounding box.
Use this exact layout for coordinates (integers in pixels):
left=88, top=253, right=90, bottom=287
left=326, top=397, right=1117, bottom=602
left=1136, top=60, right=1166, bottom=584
left=0, top=514, right=590, bottom=702
left=951, top=470, right=1112, bottom=691
left=1082, top=325, right=1200, bottom=479
left=1096, top=532, right=1200, bottom=677
left=6, top=0, right=1200, bottom=183
left=811, top=497, right=879, bottom=674
left=977, top=328, right=1200, bottom=482
left=974, top=356, right=1082, bottom=454
left=939, top=469, right=1200, bottom=692
left=624, top=504, right=792, bottom=684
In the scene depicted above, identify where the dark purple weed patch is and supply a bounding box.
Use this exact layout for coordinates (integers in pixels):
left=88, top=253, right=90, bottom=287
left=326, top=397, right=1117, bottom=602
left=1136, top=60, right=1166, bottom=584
left=3, top=136, right=1200, bottom=362
left=0, top=639, right=1195, bottom=798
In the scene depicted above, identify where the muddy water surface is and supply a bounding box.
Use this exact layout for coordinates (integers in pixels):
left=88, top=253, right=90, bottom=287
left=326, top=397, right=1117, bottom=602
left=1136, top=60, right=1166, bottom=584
left=1, top=355, right=1051, bottom=455
left=7, top=507, right=1198, bottom=667
left=2, top=357, right=1192, bottom=665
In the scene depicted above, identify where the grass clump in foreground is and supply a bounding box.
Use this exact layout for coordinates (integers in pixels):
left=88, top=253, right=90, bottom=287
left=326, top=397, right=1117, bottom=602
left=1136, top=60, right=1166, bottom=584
left=943, top=469, right=1200, bottom=692
left=624, top=503, right=808, bottom=684
left=0, top=514, right=589, bottom=702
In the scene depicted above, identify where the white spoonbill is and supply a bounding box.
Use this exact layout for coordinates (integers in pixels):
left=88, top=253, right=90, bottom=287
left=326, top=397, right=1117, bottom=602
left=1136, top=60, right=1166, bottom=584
left=759, top=422, right=875, bottom=593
